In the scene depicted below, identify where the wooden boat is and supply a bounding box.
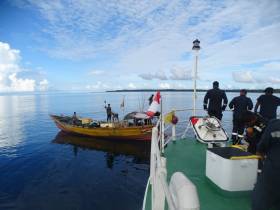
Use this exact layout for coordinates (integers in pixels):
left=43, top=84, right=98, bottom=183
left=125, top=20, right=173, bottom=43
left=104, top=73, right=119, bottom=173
left=50, top=114, right=153, bottom=141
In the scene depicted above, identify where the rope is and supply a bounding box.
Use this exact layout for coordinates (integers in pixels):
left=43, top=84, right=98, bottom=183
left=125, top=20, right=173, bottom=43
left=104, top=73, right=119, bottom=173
left=142, top=177, right=150, bottom=210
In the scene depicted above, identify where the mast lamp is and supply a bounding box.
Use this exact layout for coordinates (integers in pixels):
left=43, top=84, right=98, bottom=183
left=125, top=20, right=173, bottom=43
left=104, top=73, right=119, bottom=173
left=192, top=39, right=200, bottom=51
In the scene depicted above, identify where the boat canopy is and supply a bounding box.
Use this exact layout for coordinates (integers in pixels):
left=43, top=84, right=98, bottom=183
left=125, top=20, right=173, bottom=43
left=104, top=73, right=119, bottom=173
left=123, top=112, right=150, bottom=120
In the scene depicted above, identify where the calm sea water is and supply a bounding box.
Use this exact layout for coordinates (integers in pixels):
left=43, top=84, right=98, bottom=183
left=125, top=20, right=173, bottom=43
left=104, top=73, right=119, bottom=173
left=0, top=91, right=279, bottom=210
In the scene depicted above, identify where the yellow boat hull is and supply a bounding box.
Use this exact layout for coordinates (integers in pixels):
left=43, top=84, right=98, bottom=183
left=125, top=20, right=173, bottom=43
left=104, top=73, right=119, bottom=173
left=50, top=115, right=152, bottom=141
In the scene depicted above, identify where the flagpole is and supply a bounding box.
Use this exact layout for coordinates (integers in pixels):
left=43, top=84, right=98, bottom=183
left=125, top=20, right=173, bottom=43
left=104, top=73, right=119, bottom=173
left=121, top=95, right=125, bottom=120
left=160, top=97, right=164, bottom=153
left=122, top=97, right=124, bottom=120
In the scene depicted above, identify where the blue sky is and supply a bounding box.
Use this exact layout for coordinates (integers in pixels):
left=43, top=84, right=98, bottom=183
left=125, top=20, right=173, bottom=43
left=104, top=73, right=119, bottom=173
left=0, top=0, right=280, bottom=92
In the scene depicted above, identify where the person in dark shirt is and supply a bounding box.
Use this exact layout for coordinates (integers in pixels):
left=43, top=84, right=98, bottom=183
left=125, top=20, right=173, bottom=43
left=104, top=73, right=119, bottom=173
left=229, top=89, right=253, bottom=144
left=148, top=94, right=154, bottom=105
left=72, top=112, right=78, bottom=125
left=203, top=81, right=228, bottom=120
left=105, top=104, right=112, bottom=122
left=242, top=111, right=268, bottom=154
left=252, top=119, right=280, bottom=210
left=254, top=87, right=280, bottom=121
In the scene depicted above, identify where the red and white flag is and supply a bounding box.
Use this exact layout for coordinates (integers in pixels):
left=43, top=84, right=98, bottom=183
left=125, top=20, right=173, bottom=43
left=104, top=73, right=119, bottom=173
left=146, top=91, right=161, bottom=117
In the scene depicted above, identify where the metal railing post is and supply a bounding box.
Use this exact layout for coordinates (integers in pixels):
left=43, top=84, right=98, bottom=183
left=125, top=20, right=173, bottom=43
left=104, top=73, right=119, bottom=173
left=172, top=124, right=176, bottom=141
left=161, top=120, right=165, bottom=153
left=150, top=127, right=158, bottom=184
left=153, top=157, right=166, bottom=210
left=150, top=127, right=158, bottom=210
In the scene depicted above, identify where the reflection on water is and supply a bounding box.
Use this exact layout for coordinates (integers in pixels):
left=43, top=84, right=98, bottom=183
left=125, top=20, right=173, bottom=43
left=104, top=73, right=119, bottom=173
left=53, top=131, right=150, bottom=169
left=0, top=95, right=35, bottom=151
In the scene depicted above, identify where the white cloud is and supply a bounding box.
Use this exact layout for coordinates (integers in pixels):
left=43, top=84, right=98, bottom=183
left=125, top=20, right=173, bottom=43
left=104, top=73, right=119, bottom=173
left=159, top=83, right=171, bottom=89
left=86, top=81, right=109, bottom=90
left=114, top=0, right=280, bottom=86
left=201, top=24, right=280, bottom=71
left=232, top=71, right=254, bottom=83
left=139, top=66, right=192, bottom=81
left=8, top=73, right=35, bottom=91
left=232, top=63, right=280, bottom=84
left=262, top=62, right=280, bottom=71
left=38, top=79, right=49, bottom=91
left=0, top=41, right=48, bottom=92
left=0, top=42, right=20, bottom=67
left=170, top=66, right=192, bottom=80
left=0, top=42, right=21, bottom=89
left=139, top=70, right=167, bottom=80
left=269, top=77, right=280, bottom=84
left=88, top=70, right=105, bottom=76
left=158, top=82, right=187, bottom=89
left=138, top=73, right=152, bottom=80
left=128, top=82, right=136, bottom=89
left=173, top=83, right=187, bottom=89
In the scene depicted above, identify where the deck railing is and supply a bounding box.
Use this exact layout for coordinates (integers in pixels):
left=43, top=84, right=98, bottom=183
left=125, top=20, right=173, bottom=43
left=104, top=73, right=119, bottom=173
left=143, top=109, right=193, bottom=210
left=148, top=118, right=177, bottom=210
left=143, top=110, right=199, bottom=210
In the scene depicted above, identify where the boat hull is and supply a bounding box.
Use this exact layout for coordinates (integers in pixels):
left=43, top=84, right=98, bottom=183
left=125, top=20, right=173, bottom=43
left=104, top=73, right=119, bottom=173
left=50, top=115, right=152, bottom=141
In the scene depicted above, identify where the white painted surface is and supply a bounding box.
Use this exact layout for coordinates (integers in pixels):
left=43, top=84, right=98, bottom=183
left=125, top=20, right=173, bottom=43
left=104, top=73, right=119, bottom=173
left=206, top=150, right=258, bottom=191
left=191, top=117, right=228, bottom=143
left=169, top=172, right=200, bottom=210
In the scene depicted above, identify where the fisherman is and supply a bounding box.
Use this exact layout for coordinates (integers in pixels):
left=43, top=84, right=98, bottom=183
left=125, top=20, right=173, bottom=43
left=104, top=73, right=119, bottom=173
left=112, top=112, right=119, bottom=122
left=148, top=94, right=154, bottom=105
left=72, top=112, right=78, bottom=125
left=105, top=104, right=112, bottom=122
left=251, top=119, right=280, bottom=210
left=203, top=81, right=228, bottom=120
left=229, top=89, right=253, bottom=144
left=254, top=87, right=280, bottom=121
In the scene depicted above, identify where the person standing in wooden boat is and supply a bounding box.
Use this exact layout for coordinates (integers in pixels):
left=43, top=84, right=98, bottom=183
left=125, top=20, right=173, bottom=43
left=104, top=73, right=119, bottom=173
left=148, top=94, right=154, bottom=105
left=72, top=112, right=78, bottom=125
left=105, top=104, right=112, bottom=122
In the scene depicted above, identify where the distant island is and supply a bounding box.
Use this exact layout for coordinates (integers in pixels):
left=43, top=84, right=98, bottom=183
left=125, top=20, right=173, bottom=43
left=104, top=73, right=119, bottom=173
left=107, top=89, right=280, bottom=93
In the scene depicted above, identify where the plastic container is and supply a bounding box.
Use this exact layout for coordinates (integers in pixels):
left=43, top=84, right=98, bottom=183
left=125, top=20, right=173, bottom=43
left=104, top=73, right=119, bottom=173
left=206, top=147, right=258, bottom=191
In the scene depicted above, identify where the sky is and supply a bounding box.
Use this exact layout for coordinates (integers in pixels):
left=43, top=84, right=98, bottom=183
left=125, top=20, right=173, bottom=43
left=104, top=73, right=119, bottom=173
left=0, top=0, right=280, bottom=92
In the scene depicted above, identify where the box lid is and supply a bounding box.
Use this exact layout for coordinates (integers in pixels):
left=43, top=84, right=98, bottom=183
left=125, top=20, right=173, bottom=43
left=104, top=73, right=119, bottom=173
left=208, top=147, right=254, bottom=159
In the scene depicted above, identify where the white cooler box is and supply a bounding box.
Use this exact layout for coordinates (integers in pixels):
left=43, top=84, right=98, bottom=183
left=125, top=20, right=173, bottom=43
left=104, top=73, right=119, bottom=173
left=206, top=147, right=258, bottom=191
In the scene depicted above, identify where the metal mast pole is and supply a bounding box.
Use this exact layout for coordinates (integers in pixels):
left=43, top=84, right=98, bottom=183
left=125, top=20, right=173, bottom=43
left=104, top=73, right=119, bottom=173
left=192, top=39, right=200, bottom=116
left=193, top=53, right=198, bottom=116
